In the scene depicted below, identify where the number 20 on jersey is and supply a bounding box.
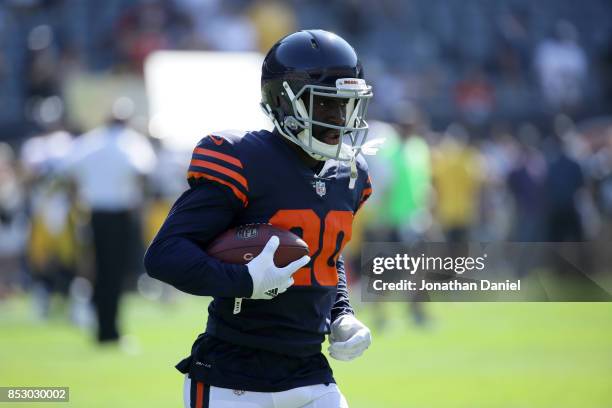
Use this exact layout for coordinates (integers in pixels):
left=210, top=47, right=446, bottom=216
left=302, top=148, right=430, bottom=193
left=269, top=209, right=353, bottom=287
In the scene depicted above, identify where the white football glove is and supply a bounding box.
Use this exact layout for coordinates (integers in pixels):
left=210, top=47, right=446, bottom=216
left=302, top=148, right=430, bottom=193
left=246, top=236, right=310, bottom=300
left=328, top=314, right=372, bottom=361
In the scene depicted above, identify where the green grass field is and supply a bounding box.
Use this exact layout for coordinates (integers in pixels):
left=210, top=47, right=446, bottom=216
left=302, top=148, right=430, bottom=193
left=1, top=294, right=611, bottom=408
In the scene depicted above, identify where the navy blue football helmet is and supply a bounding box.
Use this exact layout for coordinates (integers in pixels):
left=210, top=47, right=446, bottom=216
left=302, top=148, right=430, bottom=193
left=261, top=30, right=373, bottom=163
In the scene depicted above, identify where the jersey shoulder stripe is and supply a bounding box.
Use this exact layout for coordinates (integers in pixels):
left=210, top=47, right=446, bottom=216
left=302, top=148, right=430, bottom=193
left=187, top=133, right=249, bottom=206
left=187, top=172, right=248, bottom=206
left=193, top=147, right=243, bottom=169
left=189, top=159, right=248, bottom=190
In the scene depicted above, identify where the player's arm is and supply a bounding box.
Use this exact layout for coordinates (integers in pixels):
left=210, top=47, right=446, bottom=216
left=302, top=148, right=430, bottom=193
left=144, top=184, right=253, bottom=298
left=328, top=255, right=371, bottom=361
left=330, top=168, right=372, bottom=319
left=330, top=255, right=354, bottom=322
left=145, top=134, right=308, bottom=300
left=331, top=165, right=372, bottom=320
left=328, top=164, right=373, bottom=361
left=144, top=134, right=252, bottom=298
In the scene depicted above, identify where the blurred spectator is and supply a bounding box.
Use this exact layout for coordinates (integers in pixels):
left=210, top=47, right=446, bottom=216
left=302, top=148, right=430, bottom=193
left=355, top=121, right=399, bottom=243
left=249, top=0, right=296, bottom=53
left=59, top=98, right=156, bottom=343
left=431, top=124, right=482, bottom=242
left=172, top=0, right=220, bottom=49
left=248, top=0, right=296, bottom=53
left=193, top=2, right=257, bottom=52
left=0, top=143, right=28, bottom=299
left=454, top=67, right=495, bottom=126
left=137, top=143, right=187, bottom=305
left=474, top=127, right=515, bottom=241
left=115, top=0, right=189, bottom=73
left=27, top=37, right=60, bottom=98
left=544, top=135, right=586, bottom=242
left=600, top=34, right=612, bottom=111
left=390, top=109, right=433, bottom=326
left=585, top=128, right=612, bottom=228
left=383, top=107, right=432, bottom=242
left=534, top=20, right=588, bottom=112
left=496, top=6, right=531, bottom=75
left=20, top=120, right=77, bottom=318
left=506, top=123, right=547, bottom=241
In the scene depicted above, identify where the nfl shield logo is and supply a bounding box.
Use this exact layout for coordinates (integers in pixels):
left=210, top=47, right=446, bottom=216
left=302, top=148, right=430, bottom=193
left=236, top=225, right=258, bottom=240
left=314, top=180, right=326, bottom=197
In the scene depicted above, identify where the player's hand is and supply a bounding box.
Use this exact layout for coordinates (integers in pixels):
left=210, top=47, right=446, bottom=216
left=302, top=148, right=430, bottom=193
left=328, top=314, right=372, bottom=361
left=246, top=236, right=310, bottom=300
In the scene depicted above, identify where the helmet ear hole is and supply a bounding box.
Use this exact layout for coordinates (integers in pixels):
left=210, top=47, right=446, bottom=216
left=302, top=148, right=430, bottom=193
left=284, top=116, right=300, bottom=130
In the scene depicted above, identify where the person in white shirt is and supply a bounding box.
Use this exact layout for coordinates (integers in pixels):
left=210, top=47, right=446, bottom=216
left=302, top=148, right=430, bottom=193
left=534, top=20, right=588, bottom=110
left=61, top=100, right=156, bottom=343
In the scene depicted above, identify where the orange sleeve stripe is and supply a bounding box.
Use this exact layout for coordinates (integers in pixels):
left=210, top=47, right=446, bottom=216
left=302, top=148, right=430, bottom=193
left=196, top=381, right=204, bottom=408
left=358, top=187, right=372, bottom=210
left=187, top=171, right=248, bottom=206
left=194, top=147, right=243, bottom=169
left=358, top=193, right=371, bottom=209
left=361, top=187, right=373, bottom=199
left=190, top=159, right=248, bottom=190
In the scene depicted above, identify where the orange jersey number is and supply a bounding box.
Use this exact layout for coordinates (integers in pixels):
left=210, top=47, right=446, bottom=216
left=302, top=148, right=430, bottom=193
left=269, top=210, right=353, bottom=286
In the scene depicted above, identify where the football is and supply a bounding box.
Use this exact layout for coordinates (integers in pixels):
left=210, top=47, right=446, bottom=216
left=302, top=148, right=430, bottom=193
left=206, top=224, right=309, bottom=266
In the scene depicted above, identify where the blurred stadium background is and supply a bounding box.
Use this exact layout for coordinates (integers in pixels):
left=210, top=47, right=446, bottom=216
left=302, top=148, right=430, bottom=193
left=0, top=0, right=611, bottom=407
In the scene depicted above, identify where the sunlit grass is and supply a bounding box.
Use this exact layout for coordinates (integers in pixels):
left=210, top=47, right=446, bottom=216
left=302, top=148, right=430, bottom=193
left=1, top=295, right=611, bottom=407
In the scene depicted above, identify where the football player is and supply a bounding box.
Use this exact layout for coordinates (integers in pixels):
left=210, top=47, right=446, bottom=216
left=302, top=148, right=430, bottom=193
left=145, top=29, right=374, bottom=408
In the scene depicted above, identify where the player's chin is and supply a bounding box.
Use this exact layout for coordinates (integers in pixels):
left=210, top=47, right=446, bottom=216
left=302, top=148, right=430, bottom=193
left=317, top=131, right=340, bottom=145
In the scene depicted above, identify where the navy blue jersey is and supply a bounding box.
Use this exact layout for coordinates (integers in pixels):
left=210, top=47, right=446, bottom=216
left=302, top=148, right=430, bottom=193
left=145, top=129, right=371, bottom=391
